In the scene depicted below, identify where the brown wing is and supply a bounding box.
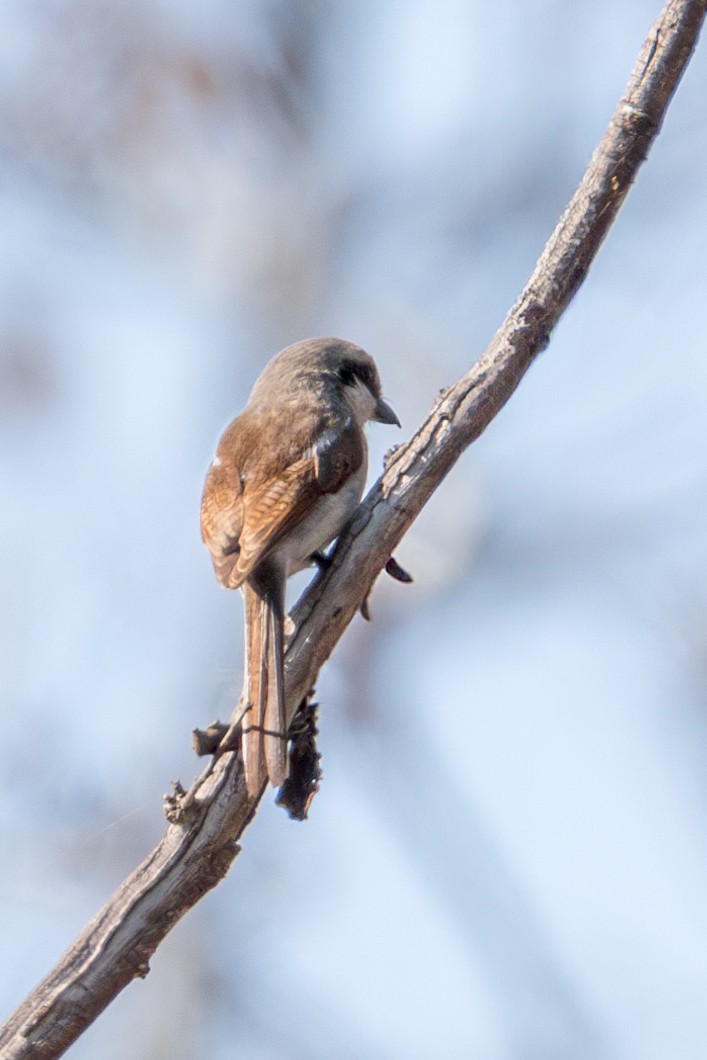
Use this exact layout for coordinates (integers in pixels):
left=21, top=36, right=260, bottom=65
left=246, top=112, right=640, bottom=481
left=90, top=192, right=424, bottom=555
left=234, top=451, right=320, bottom=582
left=201, top=412, right=364, bottom=590
left=200, top=459, right=246, bottom=588
left=239, top=417, right=365, bottom=578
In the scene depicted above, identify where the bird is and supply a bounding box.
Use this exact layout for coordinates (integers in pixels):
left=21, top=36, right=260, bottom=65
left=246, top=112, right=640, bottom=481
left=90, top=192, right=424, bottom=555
left=200, top=337, right=399, bottom=796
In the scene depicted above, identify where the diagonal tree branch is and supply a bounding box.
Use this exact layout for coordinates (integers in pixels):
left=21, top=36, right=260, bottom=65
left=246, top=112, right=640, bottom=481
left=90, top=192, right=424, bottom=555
left=1, top=1, right=704, bottom=1056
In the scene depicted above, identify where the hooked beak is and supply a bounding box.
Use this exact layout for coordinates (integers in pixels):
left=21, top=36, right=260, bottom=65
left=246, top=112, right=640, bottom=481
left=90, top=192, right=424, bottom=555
left=373, top=396, right=400, bottom=427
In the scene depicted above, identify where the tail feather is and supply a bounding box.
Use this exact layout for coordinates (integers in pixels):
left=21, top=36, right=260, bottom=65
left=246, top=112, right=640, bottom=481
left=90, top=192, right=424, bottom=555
left=242, top=583, right=266, bottom=796
left=263, top=583, right=287, bottom=787
left=242, top=564, right=288, bottom=796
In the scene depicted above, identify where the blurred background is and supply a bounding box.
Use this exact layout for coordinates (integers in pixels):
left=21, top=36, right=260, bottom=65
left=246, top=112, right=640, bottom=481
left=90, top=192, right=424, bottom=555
left=1, top=1, right=706, bottom=1057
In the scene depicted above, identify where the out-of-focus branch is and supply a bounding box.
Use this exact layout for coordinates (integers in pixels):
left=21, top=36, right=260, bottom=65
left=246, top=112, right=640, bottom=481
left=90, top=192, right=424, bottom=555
left=1, top=1, right=703, bottom=1056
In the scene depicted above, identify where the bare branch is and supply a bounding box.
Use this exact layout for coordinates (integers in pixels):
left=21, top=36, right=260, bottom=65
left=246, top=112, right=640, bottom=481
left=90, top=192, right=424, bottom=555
left=1, top=1, right=703, bottom=1056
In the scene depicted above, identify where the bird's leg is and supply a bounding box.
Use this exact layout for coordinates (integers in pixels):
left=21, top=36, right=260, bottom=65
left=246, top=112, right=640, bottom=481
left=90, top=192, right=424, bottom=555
left=309, top=549, right=332, bottom=571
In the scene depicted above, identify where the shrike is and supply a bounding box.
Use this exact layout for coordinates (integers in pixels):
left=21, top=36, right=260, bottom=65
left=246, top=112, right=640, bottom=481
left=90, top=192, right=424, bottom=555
left=200, top=337, right=399, bottom=796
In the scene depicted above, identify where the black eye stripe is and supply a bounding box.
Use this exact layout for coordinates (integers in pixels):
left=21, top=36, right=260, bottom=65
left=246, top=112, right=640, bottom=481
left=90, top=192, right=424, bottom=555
left=338, top=359, right=374, bottom=390
left=338, top=362, right=356, bottom=386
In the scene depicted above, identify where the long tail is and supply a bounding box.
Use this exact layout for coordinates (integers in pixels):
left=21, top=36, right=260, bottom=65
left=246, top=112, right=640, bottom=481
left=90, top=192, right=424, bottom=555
left=242, top=565, right=287, bottom=796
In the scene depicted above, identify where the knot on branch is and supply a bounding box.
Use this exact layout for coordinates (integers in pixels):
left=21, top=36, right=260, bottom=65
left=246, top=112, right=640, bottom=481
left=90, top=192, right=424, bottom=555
left=618, top=100, right=657, bottom=137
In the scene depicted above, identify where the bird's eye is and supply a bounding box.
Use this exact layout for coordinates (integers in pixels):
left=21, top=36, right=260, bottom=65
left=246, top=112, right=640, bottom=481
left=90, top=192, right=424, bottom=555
left=356, top=364, right=374, bottom=388
left=338, top=360, right=357, bottom=387
left=338, top=359, right=374, bottom=390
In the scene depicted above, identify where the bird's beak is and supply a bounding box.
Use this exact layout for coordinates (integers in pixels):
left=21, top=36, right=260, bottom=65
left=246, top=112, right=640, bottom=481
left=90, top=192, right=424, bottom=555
left=373, top=397, right=400, bottom=427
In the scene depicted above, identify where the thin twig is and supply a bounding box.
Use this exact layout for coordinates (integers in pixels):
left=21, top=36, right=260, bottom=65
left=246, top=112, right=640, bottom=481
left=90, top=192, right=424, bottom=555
left=0, top=2, right=703, bottom=1056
